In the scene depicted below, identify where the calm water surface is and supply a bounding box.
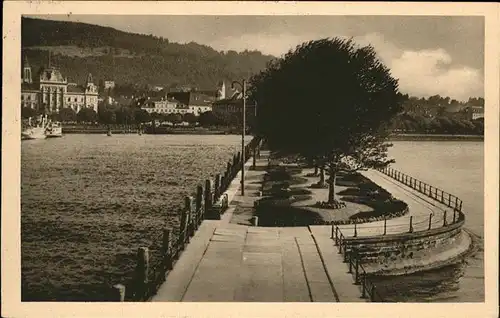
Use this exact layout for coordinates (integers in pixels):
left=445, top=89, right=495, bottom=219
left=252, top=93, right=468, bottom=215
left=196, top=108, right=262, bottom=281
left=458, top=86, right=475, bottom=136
left=371, top=141, right=484, bottom=302
left=21, top=134, right=251, bottom=300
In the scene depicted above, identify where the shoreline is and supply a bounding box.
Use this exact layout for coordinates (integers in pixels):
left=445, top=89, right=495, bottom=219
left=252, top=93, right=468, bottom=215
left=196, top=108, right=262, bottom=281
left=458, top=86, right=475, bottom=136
left=388, top=134, right=483, bottom=141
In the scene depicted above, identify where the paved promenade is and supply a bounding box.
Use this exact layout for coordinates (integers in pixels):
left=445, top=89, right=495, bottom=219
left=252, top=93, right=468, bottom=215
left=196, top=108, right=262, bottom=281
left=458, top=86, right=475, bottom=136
left=152, top=153, right=365, bottom=302
left=336, top=169, right=453, bottom=238
left=152, top=151, right=457, bottom=302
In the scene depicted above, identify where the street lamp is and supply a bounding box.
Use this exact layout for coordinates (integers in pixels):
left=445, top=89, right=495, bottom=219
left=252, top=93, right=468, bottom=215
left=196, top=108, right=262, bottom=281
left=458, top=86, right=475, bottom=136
left=231, top=79, right=246, bottom=196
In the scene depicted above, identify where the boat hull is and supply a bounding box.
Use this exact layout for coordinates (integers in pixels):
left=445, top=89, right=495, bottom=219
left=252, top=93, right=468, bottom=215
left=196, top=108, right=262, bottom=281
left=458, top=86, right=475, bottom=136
left=22, top=128, right=46, bottom=140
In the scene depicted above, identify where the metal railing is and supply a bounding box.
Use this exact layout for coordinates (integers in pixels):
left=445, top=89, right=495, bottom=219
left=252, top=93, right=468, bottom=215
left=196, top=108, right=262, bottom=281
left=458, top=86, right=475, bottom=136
left=335, top=208, right=464, bottom=238
left=378, top=166, right=463, bottom=212
left=333, top=225, right=383, bottom=302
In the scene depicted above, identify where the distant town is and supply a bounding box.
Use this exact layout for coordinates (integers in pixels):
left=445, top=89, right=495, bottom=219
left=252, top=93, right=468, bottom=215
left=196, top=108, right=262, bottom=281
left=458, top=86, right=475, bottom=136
left=21, top=53, right=483, bottom=136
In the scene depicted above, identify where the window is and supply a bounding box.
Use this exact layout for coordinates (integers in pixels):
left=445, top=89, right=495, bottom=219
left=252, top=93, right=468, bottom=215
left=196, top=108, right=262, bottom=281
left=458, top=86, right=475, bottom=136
left=27, top=95, right=31, bottom=100
left=74, top=97, right=77, bottom=102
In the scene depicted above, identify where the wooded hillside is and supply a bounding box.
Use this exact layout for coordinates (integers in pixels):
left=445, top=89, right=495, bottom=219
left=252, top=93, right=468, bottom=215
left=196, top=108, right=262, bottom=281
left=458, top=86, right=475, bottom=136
left=21, top=17, right=274, bottom=89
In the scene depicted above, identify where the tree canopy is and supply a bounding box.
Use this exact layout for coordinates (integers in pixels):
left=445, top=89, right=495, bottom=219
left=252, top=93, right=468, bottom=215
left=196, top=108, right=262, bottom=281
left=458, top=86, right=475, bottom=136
left=76, top=108, right=98, bottom=123
left=249, top=38, right=403, bottom=203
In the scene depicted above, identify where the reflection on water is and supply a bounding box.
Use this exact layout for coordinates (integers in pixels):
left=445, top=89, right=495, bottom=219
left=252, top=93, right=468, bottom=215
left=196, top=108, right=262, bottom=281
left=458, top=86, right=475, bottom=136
left=373, top=141, right=484, bottom=302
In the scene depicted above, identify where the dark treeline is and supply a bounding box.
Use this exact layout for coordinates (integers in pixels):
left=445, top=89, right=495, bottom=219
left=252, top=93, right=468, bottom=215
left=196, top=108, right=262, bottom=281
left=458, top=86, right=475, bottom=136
left=391, top=94, right=484, bottom=135
left=21, top=17, right=273, bottom=89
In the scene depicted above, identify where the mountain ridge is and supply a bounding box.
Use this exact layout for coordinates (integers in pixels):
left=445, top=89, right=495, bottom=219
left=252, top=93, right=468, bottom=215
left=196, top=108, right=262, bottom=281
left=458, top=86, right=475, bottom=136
left=21, top=17, right=275, bottom=90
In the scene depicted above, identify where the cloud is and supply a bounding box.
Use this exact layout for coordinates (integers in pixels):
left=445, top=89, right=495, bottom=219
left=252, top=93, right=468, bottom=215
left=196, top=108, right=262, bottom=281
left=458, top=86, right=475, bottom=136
left=209, top=32, right=483, bottom=101
left=348, top=33, right=483, bottom=101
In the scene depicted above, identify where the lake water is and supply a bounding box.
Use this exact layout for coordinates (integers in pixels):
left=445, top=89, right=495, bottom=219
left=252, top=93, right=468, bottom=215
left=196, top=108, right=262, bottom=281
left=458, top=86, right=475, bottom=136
left=21, top=134, right=251, bottom=300
left=370, top=141, right=484, bottom=302
left=21, top=136, right=484, bottom=301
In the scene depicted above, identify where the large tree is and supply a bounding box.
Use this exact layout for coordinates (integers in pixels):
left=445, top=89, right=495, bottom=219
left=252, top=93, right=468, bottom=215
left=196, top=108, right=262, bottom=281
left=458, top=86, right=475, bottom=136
left=59, top=107, right=77, bottom=123
left=249, top=38, right=403, bottom=204
left=76, top=108, right=98, bottom=124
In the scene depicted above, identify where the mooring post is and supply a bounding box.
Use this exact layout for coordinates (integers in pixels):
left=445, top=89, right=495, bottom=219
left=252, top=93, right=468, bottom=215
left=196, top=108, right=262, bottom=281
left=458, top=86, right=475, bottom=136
left=355, top=254, right=360, bottom=284
left=136, top=247, right=149, bottom=301
left=370, top=285, right=376, bottom=302
left=428, top=213, right=433, bottom=230
left=204, top=179, right=213, bottom=219
left=195, top=185, right=203, bottom=228
left=348, top=252, right=353, bottom=273
left=251, top=216, right=259, bottom=226
left=443, top=210, right=448, bottom=227
left=113, top=284, right=126, bottom=302
left=354, top=222, right=358, bottom=237
left=252, top=146, right=256, bottom=169
left=162, top=228, right=172, bottom=270
left=179, top=198, right=189, bottom=245
left=214, top=174, right=221, bottom=202
left=409, top=216, right=413, bottom=233
left=383, top=217, right=387, bottom=235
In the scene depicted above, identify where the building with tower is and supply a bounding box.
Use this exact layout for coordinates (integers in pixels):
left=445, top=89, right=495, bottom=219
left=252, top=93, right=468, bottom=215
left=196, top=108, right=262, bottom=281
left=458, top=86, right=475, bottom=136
left=21, top=55, right=99, bottom=114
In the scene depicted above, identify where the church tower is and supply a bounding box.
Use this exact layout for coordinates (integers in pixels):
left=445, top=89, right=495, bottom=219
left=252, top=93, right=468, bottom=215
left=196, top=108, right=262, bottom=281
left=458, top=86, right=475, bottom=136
left=217, top=81, right=226, bottom=100
left=23, top=55, right=32, bottom=84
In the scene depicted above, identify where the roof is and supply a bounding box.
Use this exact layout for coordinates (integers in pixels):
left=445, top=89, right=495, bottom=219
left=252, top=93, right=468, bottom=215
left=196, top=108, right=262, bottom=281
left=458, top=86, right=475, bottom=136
left=21, top=83, right=39, bottom=92
left=66, top=85, right=85, bottom=94
left=38, top=67, right=66, bottom=83
left=167, top=91, right=215, bottom=106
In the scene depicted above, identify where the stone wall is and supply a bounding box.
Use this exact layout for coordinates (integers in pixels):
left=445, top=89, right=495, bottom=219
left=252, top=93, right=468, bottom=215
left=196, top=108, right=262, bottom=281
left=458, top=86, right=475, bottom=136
left=344, top=213, right=467, bottom=272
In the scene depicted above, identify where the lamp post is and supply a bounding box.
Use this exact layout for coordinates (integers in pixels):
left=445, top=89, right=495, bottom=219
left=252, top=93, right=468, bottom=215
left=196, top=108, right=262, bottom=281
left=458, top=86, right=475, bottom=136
left=231, top=79, right=246, bottom=196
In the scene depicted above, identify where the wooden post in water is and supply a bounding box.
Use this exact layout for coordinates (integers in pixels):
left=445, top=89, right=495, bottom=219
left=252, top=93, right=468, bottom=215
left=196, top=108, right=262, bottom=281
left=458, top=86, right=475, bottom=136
left=214, top=174, right=221, bottom=202
left=355, top=255, right=360, bottom=284
left=252, top=145, right=256, bottom=170
left=409, top=216, right=413, bottom=233
left=162, top=228, right=172, bottom=270
left=443, top=210, right=448, bottom=227
left=136, top=247, right=149, bottom=301
left=383, top=217, right=387, bottom=235
left=184, top=196, right=194, bottom=238
left=428, top=213, right=433, bottom=230
left=348, top=252, right=353, bottom=273
left=179, top=200, right=188, bottom=247
left=196, top=185, right=203, bottom=227
left=227, top=161, right=232, bottom=179
left=370, top=285, right=376, bottom=302
left=113, top=284, right=126, bottom=302
left=353, top=222, right=358, bottom=237
left=204, top=179, right=212, bottom=219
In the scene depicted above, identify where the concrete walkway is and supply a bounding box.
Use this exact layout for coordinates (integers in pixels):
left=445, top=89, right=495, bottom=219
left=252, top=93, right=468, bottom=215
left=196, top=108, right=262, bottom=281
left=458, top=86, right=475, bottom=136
left=152, top=151, right=365, bottom=302
left=335, top=169, right=454, bottom=238
left=151, top=150, right=458, bottom=302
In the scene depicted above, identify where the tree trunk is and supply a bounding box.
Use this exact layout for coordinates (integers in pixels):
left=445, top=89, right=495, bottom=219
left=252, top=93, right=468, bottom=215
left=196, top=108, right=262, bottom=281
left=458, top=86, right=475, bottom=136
left=328, top=166, right=337, bottom=204
left=319, top=166, right=325, bottom=186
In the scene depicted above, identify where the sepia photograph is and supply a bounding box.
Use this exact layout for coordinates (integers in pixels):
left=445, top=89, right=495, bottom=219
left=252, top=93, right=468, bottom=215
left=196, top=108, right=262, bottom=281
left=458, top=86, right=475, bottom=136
left=2, top=2, right=499, bottom=318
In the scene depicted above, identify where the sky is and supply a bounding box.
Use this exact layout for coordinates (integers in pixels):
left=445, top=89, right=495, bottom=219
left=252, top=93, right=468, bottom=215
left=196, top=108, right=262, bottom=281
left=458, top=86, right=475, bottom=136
left=32, top=15, right=484, bottom=101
